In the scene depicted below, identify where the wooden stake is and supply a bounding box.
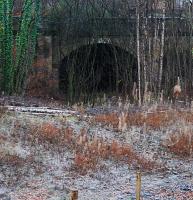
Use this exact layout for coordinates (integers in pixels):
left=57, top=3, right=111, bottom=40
left=70, top=190, right=78, bottom=200
left=136, top=171, right=141, bottom=200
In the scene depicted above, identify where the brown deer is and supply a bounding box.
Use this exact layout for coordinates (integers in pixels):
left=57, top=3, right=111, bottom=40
left=173, top=77, right=181, bottom=99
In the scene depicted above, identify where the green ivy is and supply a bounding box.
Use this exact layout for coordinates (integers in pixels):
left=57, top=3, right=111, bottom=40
left=0, top=0, right=14, bottom=94
left=0, top=0, right=4, bottom=54
left=14, top=0, right=41, bottom=93
left=0, top=0, right=41, bottom=94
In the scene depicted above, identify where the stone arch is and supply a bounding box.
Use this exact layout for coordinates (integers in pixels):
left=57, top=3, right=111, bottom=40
left=60, top=37, right=136, bottom=60
left=59, top=40, right=137, bottom=102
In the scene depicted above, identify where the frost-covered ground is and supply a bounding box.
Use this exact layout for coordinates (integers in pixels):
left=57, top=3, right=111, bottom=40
left=0, top=98, right=193, bottom=200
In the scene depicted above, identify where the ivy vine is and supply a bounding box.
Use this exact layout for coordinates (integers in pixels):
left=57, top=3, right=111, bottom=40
left=0, top=0, right=41, bottom=94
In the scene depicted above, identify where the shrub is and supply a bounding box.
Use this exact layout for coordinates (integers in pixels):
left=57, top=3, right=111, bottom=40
left=164, top=132, right=193, bottom=157
left=73, top=133, right=156, bottom=174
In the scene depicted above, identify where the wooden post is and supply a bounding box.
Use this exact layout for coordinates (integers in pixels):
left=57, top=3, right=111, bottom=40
left=136, top=171, right=141, bottom=200
left=70, top=190, right=78, bottom=200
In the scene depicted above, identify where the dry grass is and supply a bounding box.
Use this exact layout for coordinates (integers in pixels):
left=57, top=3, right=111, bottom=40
left=178, top=110, right=193, bottom=123
left=0, top=136, right=33, bottom=166
left=0, top=132, right=25, bottom=166
left=163, top=131, right=193, bottom=157
left=38, top=122, right=61, bottom=143
left=73, top=135, right=156, bottom=174
left=0, top=106, right=7, bottom=118
left=94, top=113, right=119, bottom=128
left=25, top=122, right=64, bottom=146
left=26, top=72, right=52, bottom=97
left=0, top=154, right=26, bottom=166
left=20, top=122, right=156, bottom=174
left=73, top=129, right=156, bottom=174
left=94, top=109, right=193, bottom=131
left=158, top=189, right=193, bottom=199
left=13, top=188, right=49, bottom=200
left=131, top=111, right=174, bottom=129
left=94, top=110, right=176, bottom=130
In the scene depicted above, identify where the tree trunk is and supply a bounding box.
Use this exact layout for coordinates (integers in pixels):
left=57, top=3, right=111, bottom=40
left=136, top=0, right=141, bottom=106
left=158, top=2, right=166, bottom=94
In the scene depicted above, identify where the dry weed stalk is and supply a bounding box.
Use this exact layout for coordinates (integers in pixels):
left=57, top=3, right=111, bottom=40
left=132, top=82, right=138, bottom=103
left=118, top=97, right=122, bottom=109
left=159, top=90, right=164, bottom=104
left=118, top=112, right=128, bottom=132
left=123, top=96, right=130, bottom=111
left=143, top=82, right=150, bottom=105
left=103, top=93, right=107, bottom=106
left=72, top=102, right=85, bottom=113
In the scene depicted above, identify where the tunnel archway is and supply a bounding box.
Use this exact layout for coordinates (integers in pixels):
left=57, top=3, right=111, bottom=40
left=59, top=43, right=137, bottom=102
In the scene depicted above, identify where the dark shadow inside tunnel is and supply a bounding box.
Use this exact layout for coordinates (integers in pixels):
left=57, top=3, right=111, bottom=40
left=59, top=43, right=137, bottom=102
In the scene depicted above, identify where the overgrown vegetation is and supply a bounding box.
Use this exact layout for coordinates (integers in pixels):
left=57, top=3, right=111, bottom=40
left=163, top=128, right=193, bottom=157
left=1, top=1, right=193, bottom=102
left=26, top=123, right=156, bottom=174
left=1, top=100, right=193, bottom=199
left=0, top=0, right=41, bottom=95
left=43, top=0, right=193, bottom=103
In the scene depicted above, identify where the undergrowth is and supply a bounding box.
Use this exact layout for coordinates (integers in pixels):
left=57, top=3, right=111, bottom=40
left=163, top=130, right=193, bottom=157
left=94, top=109, right=193, bottom=130
left=24, top=123, right=157, bottom=174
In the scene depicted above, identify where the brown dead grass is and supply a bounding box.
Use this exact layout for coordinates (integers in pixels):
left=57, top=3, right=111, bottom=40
left=66, top=128, right=155, bottom=173
left=73, top=135, right=156, bottom=174
left=94, top=109, right=193, bottom=130
left=158, top=189, right=193, bottom=199
left=13, top=188, right=49, bottom=200
left=38, top=122, right=61, bottom=143
left=127, top=112, right=173, bottom=128
left=178, top=110, right=193, bottom=123
left=163, top=132, right=193, bottom=157
left=94, top=113, right=119, bottom=128
left=94, top=111, right=176, bottom=130
left=24, top=123, right=157, bottom=174
left=0, top=154, right=26, bottom=166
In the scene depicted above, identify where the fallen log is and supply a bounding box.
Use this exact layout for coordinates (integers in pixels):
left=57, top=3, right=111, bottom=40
left=5, top=106, right=77, bottom=117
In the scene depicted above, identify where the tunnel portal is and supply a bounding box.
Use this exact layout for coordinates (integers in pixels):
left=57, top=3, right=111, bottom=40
left=59, top=43, right=137, bottom=102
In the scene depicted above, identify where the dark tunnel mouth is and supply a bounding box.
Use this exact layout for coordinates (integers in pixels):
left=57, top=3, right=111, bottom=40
left=59, top=43, right=138, bottom=102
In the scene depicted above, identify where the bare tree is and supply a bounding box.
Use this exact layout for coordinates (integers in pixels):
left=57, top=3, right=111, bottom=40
left=136, top=0, right=141, bottom=106
left=158, top=0, right=166, bottom=94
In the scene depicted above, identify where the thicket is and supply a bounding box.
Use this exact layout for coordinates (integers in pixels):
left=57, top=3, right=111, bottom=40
left=0, top=0, right=41, bottom=95
left=1, top=0, right=193, bottom=103
left=45, top=0, right=193, bottom=103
